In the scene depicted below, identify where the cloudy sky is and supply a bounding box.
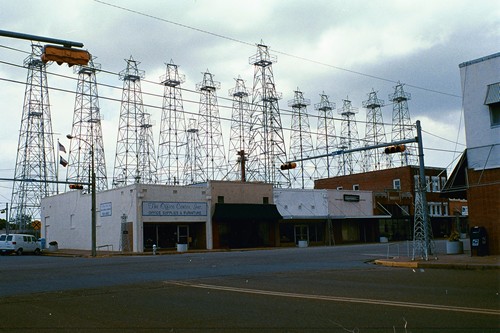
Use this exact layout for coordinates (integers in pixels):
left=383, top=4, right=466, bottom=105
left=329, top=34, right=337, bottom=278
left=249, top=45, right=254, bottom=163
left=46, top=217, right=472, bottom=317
left=0, top=0, right=498, bottom=203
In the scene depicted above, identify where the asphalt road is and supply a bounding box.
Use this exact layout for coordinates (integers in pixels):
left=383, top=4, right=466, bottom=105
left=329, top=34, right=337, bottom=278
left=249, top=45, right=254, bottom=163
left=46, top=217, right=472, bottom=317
left=0, top=242, right=498, bottom=332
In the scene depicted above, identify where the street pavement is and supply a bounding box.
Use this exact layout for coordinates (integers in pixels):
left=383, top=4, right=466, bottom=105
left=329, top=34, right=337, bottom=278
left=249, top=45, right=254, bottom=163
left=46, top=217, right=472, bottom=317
left=44, top=239, right=499, bottom=270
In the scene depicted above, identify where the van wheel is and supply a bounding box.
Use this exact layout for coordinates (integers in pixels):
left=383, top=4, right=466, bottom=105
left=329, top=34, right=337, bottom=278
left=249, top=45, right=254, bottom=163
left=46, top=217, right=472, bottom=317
left=34, top=248, right=41, bottom=255
left=16, top=248, right=23, bottom=256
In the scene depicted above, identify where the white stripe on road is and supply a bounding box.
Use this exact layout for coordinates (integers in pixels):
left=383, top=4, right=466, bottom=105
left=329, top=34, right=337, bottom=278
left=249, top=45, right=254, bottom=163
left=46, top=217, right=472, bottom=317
left=166, top=281, right=500, bottom=316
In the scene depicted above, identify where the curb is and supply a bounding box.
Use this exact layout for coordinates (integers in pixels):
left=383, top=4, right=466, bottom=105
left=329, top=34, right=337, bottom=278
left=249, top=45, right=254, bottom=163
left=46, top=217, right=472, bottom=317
left=374, top=259, right=499, bottom=270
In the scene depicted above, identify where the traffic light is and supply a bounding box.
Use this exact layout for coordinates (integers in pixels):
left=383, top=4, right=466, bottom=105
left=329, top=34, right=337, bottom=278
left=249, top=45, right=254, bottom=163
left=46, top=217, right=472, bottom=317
left=41, top=45, right=90, bottom=67
left=384, top=144, right=406, bottom=154
left=69, top=184, right=84, bottom=190
left=280, top=162, right=297, bottom=170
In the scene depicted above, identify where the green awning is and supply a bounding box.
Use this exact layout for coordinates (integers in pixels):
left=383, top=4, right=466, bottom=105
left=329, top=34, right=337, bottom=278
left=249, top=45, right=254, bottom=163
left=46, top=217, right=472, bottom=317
left=212, top=203, right=282, bottom=223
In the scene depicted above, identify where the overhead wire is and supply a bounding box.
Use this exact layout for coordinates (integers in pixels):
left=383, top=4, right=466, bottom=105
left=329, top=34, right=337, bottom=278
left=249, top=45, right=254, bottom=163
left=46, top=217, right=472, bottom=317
left=93, top=0, right=461, bottom=99
left=0, top=43, right=464, bottom=157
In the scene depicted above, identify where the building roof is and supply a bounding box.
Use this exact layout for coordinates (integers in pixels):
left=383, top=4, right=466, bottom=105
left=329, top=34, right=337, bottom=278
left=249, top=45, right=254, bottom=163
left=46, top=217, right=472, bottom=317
left=440, top=150, right=468, bottom=199
left=459, top=52, right=500, bottom=68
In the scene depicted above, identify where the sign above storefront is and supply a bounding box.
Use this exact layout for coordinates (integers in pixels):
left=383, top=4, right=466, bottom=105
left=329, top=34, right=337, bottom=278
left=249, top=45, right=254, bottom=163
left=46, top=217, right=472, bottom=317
left=142, top=201, right=207, bottom=217
left=343, top=194, right=360, bottom=202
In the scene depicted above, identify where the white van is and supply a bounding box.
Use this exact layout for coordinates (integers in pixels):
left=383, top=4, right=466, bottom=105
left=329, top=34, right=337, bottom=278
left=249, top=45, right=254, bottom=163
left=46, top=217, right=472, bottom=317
left=0, top=234, right=41, bottom=255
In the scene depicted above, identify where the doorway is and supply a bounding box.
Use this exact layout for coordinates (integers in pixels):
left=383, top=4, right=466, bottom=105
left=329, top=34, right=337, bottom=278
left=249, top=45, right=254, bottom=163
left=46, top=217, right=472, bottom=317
left=177, top=225, right=189, bottom=245
left=294, top=225, right=309, bottom=245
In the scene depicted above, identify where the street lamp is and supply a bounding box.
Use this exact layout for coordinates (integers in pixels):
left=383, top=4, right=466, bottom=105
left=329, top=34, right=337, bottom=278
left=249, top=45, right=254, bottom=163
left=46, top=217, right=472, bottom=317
left=66, top=134, right=96, bottom=257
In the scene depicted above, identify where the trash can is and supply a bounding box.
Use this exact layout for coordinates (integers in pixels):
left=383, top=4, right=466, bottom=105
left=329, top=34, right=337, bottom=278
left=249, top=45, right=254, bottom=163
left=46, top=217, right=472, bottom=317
left=38, top=238, right=46, bottom=250
left=470, top=226, right=488, bottom=256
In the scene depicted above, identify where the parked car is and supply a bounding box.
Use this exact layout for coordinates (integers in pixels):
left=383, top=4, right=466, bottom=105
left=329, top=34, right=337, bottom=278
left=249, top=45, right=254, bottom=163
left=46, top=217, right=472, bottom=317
left=0, top=234, right=41, bottom=255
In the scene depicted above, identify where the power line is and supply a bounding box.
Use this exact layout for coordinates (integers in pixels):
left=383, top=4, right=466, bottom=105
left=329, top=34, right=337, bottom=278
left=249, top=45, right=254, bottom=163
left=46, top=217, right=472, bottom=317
left=0, top=53, right=466, bottom=150
left=93, top=0, right=461, bottom=99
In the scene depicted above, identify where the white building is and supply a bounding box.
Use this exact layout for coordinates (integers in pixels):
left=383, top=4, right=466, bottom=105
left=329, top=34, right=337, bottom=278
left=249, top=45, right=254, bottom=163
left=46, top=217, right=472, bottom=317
left=42, top=181, right=385, bottom=252
left=457, top=52, right=500, bottom=254
left=274, top=188, right=381, bottom=245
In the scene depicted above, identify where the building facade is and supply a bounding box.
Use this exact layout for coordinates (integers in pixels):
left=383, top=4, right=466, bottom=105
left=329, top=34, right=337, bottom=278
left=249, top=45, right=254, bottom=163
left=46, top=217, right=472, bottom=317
left=459, top=52, right=500, bottom=254
left=315, top=166, right=452, bottom=241
left=41, top=181, right=381, bottom=252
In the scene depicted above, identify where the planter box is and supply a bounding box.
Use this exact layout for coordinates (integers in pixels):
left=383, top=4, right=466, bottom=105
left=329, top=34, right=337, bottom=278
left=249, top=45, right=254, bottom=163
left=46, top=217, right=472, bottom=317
left=177, top=244, right=188, bottom=252
left=380, top=237, right=389, bottom=243
left=298, top=240, right=308, bottom=248
left=446, top=241, right=464, bottom=255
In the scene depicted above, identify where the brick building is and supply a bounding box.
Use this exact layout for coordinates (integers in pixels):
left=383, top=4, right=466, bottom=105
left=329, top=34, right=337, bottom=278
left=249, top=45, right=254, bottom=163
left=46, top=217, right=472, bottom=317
left=315, top=166, right=453, bottom=241
left=445, top=52, right=500, bottom=255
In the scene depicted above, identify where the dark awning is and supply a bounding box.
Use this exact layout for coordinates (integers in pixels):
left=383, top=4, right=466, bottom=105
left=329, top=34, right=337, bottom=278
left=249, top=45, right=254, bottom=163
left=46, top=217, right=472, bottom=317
left=212, top=203, right=282, bottom=223
left=441, top=150, right=468, bottom=199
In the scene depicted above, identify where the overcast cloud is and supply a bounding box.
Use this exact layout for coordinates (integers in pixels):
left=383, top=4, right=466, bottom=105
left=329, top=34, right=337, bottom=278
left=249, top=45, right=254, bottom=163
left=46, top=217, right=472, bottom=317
left=0, top=0, right=498, bottom=203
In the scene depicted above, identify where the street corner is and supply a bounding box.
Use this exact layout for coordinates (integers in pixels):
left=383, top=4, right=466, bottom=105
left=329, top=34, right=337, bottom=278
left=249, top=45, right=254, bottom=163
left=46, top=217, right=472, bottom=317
left=374, top=258, right=419, bottom=269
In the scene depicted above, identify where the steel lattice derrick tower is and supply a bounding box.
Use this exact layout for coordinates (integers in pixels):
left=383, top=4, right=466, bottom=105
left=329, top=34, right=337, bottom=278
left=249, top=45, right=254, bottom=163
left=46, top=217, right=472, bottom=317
left=227, top=76, right=251, bottom=181
left=288, top=89, right=317, bottom=189
left=389, top=82, right=417, bottom=166
left=112, top=57, right=157, bottom=187
left=157, top=61, right=187, bottom=185
left=314, top=92, right=337, bottom=179
left=362, top=90, right=391, bottom=172
left=247, top=43, right=289, bottom=187
left=66, top=58, right=108, bottom=192
left=10, top=44, right=57, bottom=227
left=196, top=70, right=227, bottom=181
left=338, top=98, right=361, bottom=175
left=138, top=110, right=158, bottom=184
left=183, top=118, right=205, bottom=184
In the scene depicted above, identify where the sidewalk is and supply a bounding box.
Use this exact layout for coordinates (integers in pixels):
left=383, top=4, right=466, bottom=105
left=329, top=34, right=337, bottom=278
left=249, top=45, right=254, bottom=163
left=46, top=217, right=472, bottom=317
left=374, top=239, right=499, bottom=270
left=374, top=253, right=499, bottom=270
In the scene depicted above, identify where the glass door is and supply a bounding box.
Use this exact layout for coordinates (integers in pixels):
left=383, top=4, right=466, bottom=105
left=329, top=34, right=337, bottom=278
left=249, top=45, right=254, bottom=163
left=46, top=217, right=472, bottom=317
left=177, top=225, right=189, bottom=245
left=294, top=225, right=309, bottom=245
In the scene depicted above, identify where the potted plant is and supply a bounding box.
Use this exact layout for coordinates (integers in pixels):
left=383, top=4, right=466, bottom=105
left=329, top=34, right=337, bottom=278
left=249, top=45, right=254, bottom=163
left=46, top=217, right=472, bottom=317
left=446, top=231, right=463, bottom=254
left=379, top=233, right=389, bottom=243
left=48, top=241, right=58, bottom=252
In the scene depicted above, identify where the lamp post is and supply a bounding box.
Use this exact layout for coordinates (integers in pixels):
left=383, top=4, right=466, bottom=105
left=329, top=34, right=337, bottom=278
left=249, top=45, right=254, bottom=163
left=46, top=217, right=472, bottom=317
left=66, top=134, right=96, bottom=257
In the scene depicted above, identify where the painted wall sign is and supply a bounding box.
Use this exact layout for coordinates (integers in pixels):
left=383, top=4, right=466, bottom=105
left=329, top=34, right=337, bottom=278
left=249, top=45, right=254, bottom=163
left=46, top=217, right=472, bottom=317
left=142, top=201, right=208, bottom=217
left=100, top=202, right=112, bottom=217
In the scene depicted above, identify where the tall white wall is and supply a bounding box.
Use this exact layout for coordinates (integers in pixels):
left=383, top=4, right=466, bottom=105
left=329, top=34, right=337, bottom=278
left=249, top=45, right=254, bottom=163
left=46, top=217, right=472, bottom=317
left=460, top=53, right=500, bottom=170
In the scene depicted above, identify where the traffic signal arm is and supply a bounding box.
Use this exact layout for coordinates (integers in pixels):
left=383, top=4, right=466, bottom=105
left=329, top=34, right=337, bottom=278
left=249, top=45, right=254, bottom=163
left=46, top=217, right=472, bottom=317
left=42, top=45, right=90, bottom=66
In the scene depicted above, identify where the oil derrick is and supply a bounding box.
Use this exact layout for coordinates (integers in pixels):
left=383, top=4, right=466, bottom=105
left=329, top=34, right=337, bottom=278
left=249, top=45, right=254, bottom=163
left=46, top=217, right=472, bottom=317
left=66, top=57, right=108, bottom=192
left=288, top=89, right=316, bottom=189
left=196, top=70, right=227, bottom=181
left=338, top=98, right=361, bottom=175
left=362, top=90, right=390, bottom=171
left=314, top=92, right=337, bottom=179
left=227, top=77, right=250, bottom=181
left=247, top=43, right=289, bottom=187
left=389, top=82, right=417, bottom=166
left=157, top=61, right=187, bottom=185
left=139, top=110, right=157, bottom=184
left=112, top=57, right=157, bottom=187
left=10, top=44, right=57, bottom=228
left=183, top=118, right=205, bottom=184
